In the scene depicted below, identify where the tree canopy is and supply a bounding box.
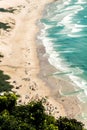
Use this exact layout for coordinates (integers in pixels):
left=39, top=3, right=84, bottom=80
left=0, top=93, right=85, bottom=130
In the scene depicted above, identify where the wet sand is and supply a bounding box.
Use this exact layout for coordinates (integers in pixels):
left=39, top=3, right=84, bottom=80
left=37, top=41, right=81, bottom=119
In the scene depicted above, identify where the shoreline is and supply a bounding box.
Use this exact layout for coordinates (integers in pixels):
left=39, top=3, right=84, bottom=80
left=0, top=0, right=86, bottom=126
left=36, top=36, right=81, bottom=118
left=36, top=2, right=81, bottom=119
left=36, top=2, right=87, bottom=127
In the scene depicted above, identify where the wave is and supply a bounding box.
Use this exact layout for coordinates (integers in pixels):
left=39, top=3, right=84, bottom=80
left=76, top=0, right=87, bottom=4
left=39, top=31, right=87, bottom=101
left=38, top=0, right=87, bottom=104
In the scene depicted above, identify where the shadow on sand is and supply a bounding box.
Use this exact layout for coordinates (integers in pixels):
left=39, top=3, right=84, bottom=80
left=0, top=8, right=16, bottom=13
left=0, top=22, right=11, bottom=31
left=0, top=70, right=13, bottom=92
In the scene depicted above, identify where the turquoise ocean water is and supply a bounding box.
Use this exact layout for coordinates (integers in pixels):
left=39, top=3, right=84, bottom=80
left=38, top=0, right=87, bottom=124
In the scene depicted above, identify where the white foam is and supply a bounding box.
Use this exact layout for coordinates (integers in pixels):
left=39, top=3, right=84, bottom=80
left=67, top=33, right=80, bottom=37
left=39, top=27, right=87, bottom=102
left=76, top=0, right=87, bottom=4
left=68, top=34, right=87, bottom=38
left=61, top=14, right=73, bottom=24
left=56, top=3, right=84, bottom=35
left=39, top=32, right=70, bottom=72
left=49, top=51, right=87, bottom=102
left=59, top=50, right=74, bottom=53
left=38, top=1, right=87, bottom=103
left=71, top=27, right=82, bottom=33
left=75, top=24, right=87, bottom=28
left=69, top=74, right=87, bottom=90
left=64, top=0, right=71, bottom=6
left=64, top=5, right=83, bottom=11
left=72, top=67, right=84, bottom=75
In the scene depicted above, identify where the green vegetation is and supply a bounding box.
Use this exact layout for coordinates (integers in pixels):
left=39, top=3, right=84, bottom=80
left=0, top=93, right=85, bottom=130
left=57, top=117, right=84, bottom=130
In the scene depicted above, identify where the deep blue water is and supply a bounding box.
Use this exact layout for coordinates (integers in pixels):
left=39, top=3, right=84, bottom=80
left=38, top=0, right=87, bottom=124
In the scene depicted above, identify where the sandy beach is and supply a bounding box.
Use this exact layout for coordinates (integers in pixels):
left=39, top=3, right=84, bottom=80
left=0, top=0, right=82, bottom=121
left=0, top=0, right=66, bottom=118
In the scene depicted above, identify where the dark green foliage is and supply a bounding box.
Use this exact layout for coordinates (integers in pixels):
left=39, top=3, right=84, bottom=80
left=12, top=101, right=46, bottom=130
left=0, top=93, right=17, bottom=112
left=0, top=110, right=18, bottom=130
left=43, top=115, right=58, bottom=130
left=0, top=70, right=13, bottom=92
left=57, top=116, right=84, bottom=130
left=28, top=101, right=45, bottom=129
left=46, top=124, right=58, bottom=130
left=0, top=93, right=85, bottom=130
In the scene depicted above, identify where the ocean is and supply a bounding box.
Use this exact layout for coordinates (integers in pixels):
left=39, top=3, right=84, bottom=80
left=38, top=0, right=87, bottom=125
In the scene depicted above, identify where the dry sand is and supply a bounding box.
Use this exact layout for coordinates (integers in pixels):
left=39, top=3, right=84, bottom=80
left=0, top=0, right=66, bottom=118
left=0, top=0, right=81, bottom=120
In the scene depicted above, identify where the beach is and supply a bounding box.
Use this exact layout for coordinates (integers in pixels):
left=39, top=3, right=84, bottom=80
left=0, top=0, right=83, bottom=122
